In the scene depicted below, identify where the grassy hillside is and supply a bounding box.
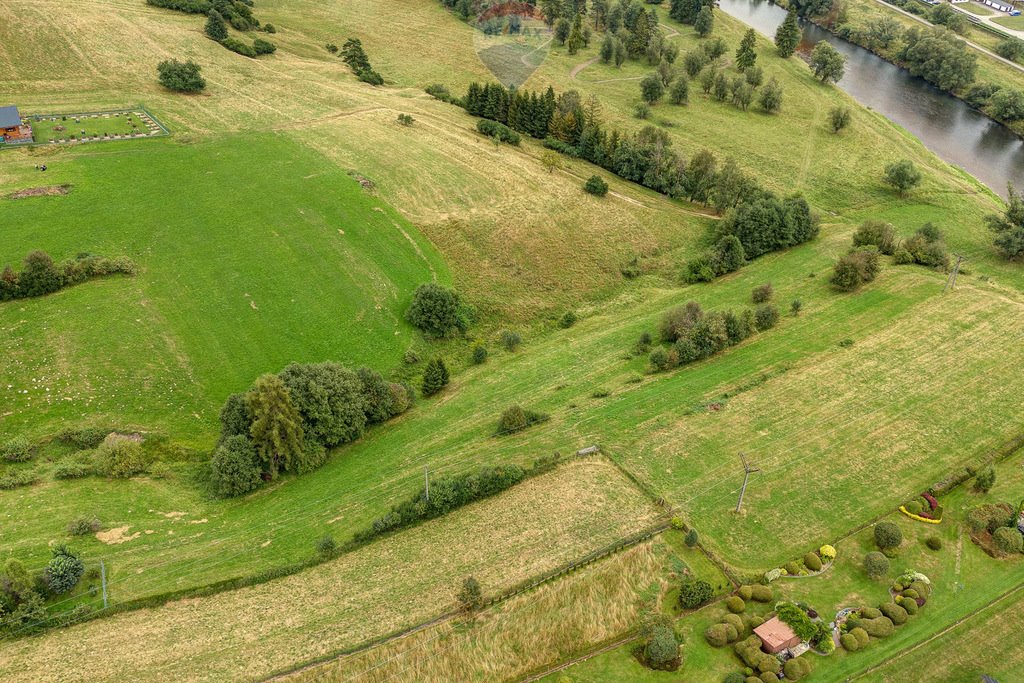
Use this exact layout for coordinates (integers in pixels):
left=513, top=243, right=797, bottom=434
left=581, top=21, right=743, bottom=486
left=0, top=458, right=662, bottom=682
left=0, top=134, right=447, bottom=442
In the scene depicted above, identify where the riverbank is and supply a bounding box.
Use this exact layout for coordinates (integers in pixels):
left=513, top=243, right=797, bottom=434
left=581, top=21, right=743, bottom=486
left=717, top=0, right=1024, bottom=196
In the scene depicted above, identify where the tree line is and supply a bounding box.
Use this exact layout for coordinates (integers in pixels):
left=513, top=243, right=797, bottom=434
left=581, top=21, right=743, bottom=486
left=457, top=81, right=819, bottom=276
left=0, top=251, right=137, bottom=303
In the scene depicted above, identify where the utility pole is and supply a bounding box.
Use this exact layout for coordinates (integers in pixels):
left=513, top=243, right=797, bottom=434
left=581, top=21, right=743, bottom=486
left=944, top=253, right=966, bottom=293
left=735, top=452, right=760, bottom=514
left=100, top=559, right=108, bottom=609
left=424, top=466, right=430, bottom=503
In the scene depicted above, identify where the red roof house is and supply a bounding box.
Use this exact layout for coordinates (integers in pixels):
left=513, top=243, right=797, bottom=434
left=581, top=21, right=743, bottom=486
left=754, top=616, right=801, bottom=654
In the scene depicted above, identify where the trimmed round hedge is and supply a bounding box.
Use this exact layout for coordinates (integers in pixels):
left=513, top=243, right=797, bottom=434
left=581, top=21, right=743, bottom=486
left=750, top=584, right=773, bottom=602
left=726, top=596, right=746, bottom=613
left=851, top=626, right=870, bottom=647
left=840, top=633, right=858, bottom=651
left=804, top=552, right=822, bottom=572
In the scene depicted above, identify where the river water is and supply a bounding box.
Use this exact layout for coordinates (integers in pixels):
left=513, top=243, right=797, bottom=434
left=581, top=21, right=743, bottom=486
left=717, top=0, right=1024, bottom=197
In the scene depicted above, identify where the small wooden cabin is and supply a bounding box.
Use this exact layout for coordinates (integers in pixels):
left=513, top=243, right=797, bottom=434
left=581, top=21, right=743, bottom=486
left=0, top=106, right=33, bottom=143
left=754, top=616, right=801, bottom=654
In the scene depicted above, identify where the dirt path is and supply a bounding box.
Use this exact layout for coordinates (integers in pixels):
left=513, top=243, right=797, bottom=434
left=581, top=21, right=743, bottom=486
left=569, top=56, right=600, bottom=81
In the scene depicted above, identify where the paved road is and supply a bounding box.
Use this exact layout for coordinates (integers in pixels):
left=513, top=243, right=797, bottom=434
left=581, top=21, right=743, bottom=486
left=868, top=0, right=1024, bottom=75
left=953, top=1, right=1024, bottom=40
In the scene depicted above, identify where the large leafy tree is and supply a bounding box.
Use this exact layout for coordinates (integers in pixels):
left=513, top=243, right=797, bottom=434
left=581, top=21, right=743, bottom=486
left=156, top=59, right=206, bottom=93
left=898, top=27, right=976, bottom=91
left=810, top=41, right=845, bottom=84
left=405, top=283, right=468, bottom=337
left=247, top=373, right=305, bottom=476
left=883, top=159, right=922, bottom=197
left=278, top=362, right=367, bottom=447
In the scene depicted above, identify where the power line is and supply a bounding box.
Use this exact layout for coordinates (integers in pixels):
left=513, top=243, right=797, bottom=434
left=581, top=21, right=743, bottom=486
left=734, top=452, right=759, bottom=514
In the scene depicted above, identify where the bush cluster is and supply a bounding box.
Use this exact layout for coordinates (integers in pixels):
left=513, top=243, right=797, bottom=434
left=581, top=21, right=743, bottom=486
left=894, top=224, right=949, bottom=269
left=0, top=251, right=136, bottom=302
left=495, top=405, right=549, bottom=436
left=212, top=361, right=413, bottom=496
left=649, top=301, right=777, bottom=373
left=831, top=247, right=880, bottom=291
left=157, top=59, right=206, bottom=92
left=354, top=463, right=527, bottom=543
left=2, top=437, right=32, bottom=462
left=477, top=119, right=521, bottom=145
left=583, top=175, right=609, bottom=196
left=67, top=517, right=102, bottom=536
left=94, top=434, right=149, bottom=478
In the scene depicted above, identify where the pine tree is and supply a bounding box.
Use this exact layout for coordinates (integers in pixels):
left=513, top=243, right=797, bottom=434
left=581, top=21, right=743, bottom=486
left=567, top=14, right=585, bottom=55
left=775, top=8, right=801, bottom=58
left=600, top=33, right=615, bottom=63
left=247, top=373, right=305, bottom=477
left=421, top=357, right=450, bottom=397
left=735, top=29, right=757, bottom=71
left=205, top=10, right=228, bottom=41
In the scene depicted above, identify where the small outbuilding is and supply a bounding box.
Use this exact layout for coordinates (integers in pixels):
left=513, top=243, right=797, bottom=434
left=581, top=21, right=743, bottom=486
left=0, top=106, right=33, bottom=143
left=754, top=616, right=801, bottom=654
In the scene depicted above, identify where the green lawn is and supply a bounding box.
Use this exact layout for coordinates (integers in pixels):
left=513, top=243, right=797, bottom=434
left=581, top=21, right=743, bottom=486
left=993, top=14, right=1024, bottom=30
left=958, top=2, right=994, bottom=16
left=0, top=134, right=447, bottom=443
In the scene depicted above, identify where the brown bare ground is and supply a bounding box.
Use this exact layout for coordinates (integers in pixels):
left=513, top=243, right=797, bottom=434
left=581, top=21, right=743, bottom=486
left=5, top=184, right=69, bottom=199
left=0, top=459, right=660, bottom=682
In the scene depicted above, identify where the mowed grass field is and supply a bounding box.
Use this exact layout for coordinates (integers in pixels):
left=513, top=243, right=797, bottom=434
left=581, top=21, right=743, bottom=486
left=0, top=458, right=663, bottom=682
left=0, top=134, right=447, bottom=443
left=285, top=540, right=670, bottom=683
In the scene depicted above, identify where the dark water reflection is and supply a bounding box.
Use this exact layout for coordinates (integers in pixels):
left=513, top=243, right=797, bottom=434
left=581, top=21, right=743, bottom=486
left=717, top=0, right=1024, bottom=197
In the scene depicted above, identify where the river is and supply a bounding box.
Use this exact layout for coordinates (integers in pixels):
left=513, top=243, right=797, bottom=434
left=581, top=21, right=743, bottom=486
left=716, top=0, right=1024, bottom=197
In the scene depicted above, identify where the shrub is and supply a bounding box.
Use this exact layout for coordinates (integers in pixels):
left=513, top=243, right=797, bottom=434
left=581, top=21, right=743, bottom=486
left=864, top=551, right=890, bottom=579
left=210, top=435, right=263, bottom=497
left=726, top=596, right=746, bottom=613
left=221, top=37, right=257, bottom=57
left=678, top=577, right=713, bottom=608
left=558, top=311, right=578, bottom=328
left=852, top=220, right=897, bottom=255
left=831, top=247, right=881, bottom=291
left=458, top=576, right=483, bottom=611
left=685, top=528, right=700, bottom=547
left=723, top=674, right=746, bottom=683
left=974, top=465, right=996, bottom=492
left=905, top=500, right=924, bottom=515
left=775, top=602, right=817, bottom=641
left=750, top=584, right=773, bottom=602
left=495, top=405, right=548, bottom=435
left=2, top=437, right=32, bottom=462
left=649, top=347, right=672, bottom=372
left=783, top=657, right=810, bottom=680
left=315, top=534, right=337, bottom=556
left=840, top=633, right=858, bottom=651
left=67, top=517, right=101, bottom=536
left=724, top=613, right=745, bottom=634
left=472, top=345, right=488, bottom=364
left=828, top=105, right=852, bottom=133
left=421, top=357, right=450, bottom=397
left=883, top=159, right=922, bottom=197
left=57, top=427, right=109, bottom=450
left=754, top=304, right=779, bottom=331
left=861, top=616, right=894, bottom=638
left=584, top=175, right=609, bottom=196
left=859, top=607, right=882, bottom=619
left=899, top=596, right=919, bottom=614
left=405, top=283, right=469, bottom=337
left=925, top=536, right=943, bottom=551
left=874, top=521, right=902, bottom=551
left=751, top=283, right=774, bottom=304
left=397, top=113, right=415, bottom=126
left=53, top=461, right=92, bottom=479
left=477, top=119, right=521, bottom=145
left=263, top=23, right=276, bottom=33
left=738, top=585, right=753, bottom=601
left=94, top=434, right=148, bottom=478
left=819, top=545, right=837, bottom=562
left=253, top=38, right=277, bottom=55
left=784, top=561, right=802, bottom=576
left=994, top=526, right=1024, bottom=554
left=967, top=503, right=1013, bottom=533
left=157, top=59, right=206, bottom=92
left=851, top=626, right=869, bottom=647
left=879, top=602, right=908, bottom=625
left=706, top=622, right=733, bottom=647
left=645, top=624, right=680, bottom=670
left=500, top=330, right=522, bottom=351
left=804, top=552, right=822, bottom=572
left=45, top=545, right=85, bottom=595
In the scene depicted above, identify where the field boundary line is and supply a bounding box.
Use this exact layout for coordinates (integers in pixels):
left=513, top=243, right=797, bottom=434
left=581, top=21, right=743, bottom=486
left=848, top=580, right=1024, bottom=680
left=602, top=446, right=741, bottom=587
left=259, top=521, right=671, bottom=682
